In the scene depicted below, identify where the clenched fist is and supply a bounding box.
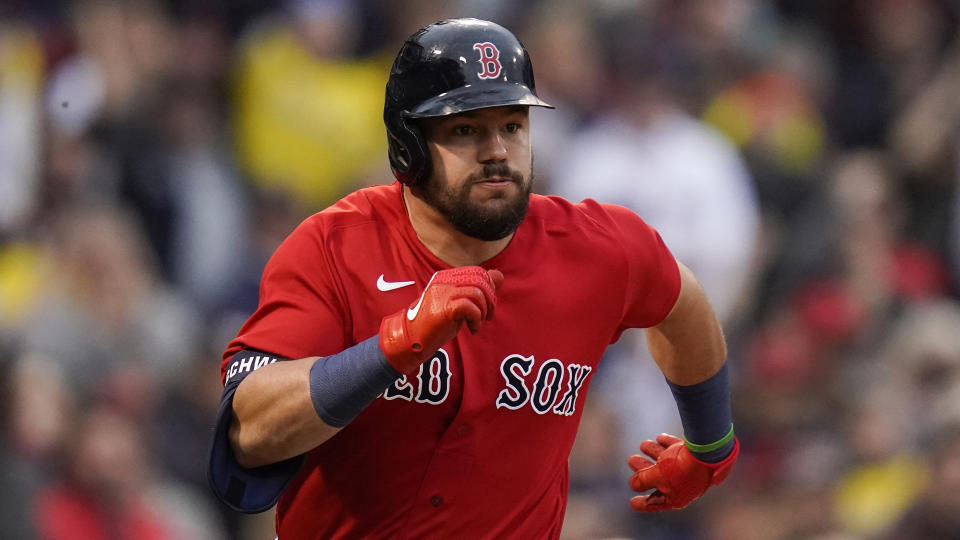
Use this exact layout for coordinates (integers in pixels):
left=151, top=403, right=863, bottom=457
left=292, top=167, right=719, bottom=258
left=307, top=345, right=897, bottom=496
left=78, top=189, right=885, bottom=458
left=379, top=266, right=503, bottom=373
left=628, top=433, right=739, bottom=512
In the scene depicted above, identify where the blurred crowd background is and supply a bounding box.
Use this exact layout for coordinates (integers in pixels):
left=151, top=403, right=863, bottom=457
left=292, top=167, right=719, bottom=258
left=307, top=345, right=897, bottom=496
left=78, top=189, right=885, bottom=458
left=1, top=0, right=959, bottom=539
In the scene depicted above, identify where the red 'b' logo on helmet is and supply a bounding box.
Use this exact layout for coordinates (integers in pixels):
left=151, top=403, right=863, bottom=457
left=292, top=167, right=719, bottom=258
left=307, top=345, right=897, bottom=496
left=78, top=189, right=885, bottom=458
left=473, top=42, right=501, bottom=79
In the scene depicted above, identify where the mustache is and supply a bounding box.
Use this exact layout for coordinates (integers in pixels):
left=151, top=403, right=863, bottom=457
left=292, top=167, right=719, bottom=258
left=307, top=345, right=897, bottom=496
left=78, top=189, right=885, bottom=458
left=468, top=164, right=525, bottom=184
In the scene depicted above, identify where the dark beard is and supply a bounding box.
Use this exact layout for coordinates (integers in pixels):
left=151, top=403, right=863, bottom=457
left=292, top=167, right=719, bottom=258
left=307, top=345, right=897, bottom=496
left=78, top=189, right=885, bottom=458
left=416, top=163, right=531, bottom=241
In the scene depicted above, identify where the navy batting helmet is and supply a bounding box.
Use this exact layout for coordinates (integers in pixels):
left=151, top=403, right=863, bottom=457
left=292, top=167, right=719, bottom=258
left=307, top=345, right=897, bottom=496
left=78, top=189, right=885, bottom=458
left=384, top=18, right=554, bottom=185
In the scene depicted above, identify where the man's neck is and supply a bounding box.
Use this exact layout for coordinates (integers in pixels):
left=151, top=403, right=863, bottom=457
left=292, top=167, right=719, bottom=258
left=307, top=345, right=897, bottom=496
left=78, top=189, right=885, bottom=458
left=402, top=186, right=513, bottom=267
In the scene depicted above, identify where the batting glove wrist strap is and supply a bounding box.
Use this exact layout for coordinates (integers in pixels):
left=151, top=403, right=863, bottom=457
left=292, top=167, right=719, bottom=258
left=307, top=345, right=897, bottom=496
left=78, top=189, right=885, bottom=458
left=691, top=435, right=739, bottom=486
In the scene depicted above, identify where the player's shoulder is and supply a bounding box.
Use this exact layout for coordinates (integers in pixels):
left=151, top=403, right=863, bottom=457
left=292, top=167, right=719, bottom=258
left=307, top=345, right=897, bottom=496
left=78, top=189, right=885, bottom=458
left=529, top=193, right=650, bottom=236
left=271, top=183, right=401, bottom=259
left=299, top=183, right=402, bottom=234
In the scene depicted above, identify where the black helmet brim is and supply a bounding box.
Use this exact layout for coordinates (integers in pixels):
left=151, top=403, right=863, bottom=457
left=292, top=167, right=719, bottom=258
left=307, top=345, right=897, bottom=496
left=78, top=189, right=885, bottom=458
left=406, top=83, right=554, bottom=119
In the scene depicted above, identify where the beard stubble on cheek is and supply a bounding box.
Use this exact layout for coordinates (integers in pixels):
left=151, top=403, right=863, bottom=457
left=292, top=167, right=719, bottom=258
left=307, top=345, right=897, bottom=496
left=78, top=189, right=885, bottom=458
left=417, top=163, right=532, bottom=241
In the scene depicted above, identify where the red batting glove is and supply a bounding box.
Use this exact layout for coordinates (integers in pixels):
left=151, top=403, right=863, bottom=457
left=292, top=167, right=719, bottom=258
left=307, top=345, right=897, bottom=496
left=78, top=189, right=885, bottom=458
left=379, top=266, right=503, bottom=374
left=627, top=433, right=739, bottom=512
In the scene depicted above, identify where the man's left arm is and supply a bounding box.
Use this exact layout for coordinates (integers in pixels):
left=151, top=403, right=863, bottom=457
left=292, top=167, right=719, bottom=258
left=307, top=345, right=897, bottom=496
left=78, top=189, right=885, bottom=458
left=629, top=262, right=739, bottom=512
left=647, top=262, right=726, bottom=385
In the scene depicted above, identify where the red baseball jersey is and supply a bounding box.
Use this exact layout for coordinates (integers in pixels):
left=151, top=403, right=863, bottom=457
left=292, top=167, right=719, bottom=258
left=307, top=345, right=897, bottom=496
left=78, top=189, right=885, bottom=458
left=221, top=182, right=680, bottom=539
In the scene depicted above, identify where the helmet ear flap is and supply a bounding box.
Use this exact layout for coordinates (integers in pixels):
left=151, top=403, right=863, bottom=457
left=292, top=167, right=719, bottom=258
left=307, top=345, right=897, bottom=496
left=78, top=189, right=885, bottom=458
left=387, top=115, right=430, bottom=186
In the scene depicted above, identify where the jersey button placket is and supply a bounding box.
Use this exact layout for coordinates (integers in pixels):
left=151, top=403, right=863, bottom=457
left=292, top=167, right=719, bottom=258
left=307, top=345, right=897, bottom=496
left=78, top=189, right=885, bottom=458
left=429, top=494, right=443, bottom=507
left=456, top=424, right=471, bottom=437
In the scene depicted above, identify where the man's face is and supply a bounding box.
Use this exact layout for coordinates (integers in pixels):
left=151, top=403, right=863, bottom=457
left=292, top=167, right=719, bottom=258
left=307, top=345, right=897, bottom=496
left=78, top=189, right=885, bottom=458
left=416, top=106, right=533, bottom=241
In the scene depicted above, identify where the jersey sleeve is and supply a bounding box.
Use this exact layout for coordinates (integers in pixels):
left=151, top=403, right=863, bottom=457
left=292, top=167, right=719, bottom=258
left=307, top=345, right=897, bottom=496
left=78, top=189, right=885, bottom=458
left=220, top=217, right=351, bottom=383
left=604, top=203, right=681, bottom=336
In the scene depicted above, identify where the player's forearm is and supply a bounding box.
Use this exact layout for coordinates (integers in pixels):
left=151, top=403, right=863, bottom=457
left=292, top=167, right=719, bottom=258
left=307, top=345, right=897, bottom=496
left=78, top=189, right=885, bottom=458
left=646, top=263, right=726, bottom=385
left=646, top=262, right=735, bottom=465
left=230, top=357, right=341, bottom=468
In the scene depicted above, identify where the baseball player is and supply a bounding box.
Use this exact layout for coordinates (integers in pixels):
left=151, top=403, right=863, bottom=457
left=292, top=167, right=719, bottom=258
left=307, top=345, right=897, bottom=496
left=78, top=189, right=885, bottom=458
left=209, top=18, right=738, bottom=539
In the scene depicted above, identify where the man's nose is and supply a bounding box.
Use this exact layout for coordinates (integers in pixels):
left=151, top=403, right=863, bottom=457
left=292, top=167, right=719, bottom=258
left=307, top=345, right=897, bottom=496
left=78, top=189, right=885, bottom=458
left=478, top=131, right=508, bottom=163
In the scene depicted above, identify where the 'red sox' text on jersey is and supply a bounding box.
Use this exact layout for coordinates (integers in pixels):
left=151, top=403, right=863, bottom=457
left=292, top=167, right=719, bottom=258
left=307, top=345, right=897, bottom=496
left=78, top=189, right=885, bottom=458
left=219, top=182, right=680, bottom=539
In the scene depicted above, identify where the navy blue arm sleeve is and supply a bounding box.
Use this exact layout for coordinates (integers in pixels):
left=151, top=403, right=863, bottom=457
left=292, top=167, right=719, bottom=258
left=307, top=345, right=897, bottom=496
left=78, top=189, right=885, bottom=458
left=207, top=351, right=304, bottom=514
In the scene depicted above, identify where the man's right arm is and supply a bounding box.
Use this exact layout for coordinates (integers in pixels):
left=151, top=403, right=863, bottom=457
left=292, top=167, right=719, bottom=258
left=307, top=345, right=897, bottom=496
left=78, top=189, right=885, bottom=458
left=230, top=356, right=335, bottom=468
left=225, top=266, right=504, bottom=469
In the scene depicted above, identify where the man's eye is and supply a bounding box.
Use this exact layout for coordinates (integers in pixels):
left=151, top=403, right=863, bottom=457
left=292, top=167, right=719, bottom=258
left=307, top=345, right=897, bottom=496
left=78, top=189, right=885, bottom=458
left=453, top=126, right=474, bottom=136
left=505, top=123, right=522, bottom=133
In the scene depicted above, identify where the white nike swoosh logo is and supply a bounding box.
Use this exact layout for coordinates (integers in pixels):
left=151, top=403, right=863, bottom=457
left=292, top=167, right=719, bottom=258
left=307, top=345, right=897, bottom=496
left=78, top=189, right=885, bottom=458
left=407, top=272, right=438, bottom=320
left=377, top=274, right=415, bottom=292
